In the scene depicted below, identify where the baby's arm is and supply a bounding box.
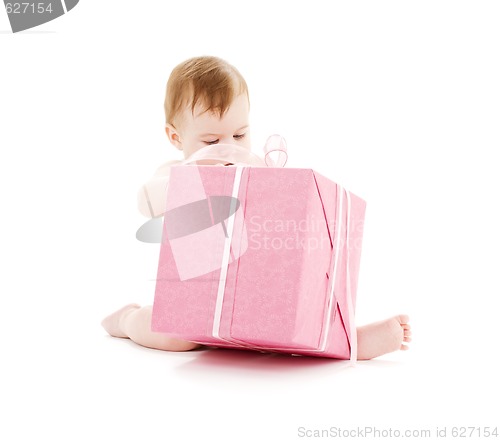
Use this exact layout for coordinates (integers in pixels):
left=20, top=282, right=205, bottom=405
left=137, top=160, right=180, bottom=218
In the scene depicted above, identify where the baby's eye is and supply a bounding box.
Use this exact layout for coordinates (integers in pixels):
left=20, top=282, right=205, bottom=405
left=204, top=139, right=219, bottom=145
left=233, top=133, right=246, bottom=140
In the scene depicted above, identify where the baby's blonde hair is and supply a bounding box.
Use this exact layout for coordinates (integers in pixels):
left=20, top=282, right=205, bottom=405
left=164, top=56, right=249, bottom=128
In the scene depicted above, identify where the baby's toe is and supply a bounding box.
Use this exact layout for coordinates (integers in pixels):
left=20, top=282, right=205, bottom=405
left=397, top=314, right=410, bottom=325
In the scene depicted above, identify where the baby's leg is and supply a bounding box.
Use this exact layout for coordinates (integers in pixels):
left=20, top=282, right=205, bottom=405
left=101, top=304, right=201, bottom=351
left=356, top=315, right=411, bottom=360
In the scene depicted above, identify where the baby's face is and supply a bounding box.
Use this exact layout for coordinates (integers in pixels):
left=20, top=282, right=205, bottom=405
left=174, top=93, right=251, bottom=159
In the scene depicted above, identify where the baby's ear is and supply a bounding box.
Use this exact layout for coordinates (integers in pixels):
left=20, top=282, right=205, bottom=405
left=165, top=124, right=182, bottom=150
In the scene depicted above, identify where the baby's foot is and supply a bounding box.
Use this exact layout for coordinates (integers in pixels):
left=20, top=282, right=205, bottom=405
left=101, top=303, right=141, bottom=338
left=356, top=315, right=411, bottom=360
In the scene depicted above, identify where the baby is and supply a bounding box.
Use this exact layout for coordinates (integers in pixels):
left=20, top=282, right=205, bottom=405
left=101, top=56, right=411, bottom=360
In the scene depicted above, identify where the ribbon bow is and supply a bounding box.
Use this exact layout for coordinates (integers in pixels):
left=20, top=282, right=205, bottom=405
left=181, top=135, right=288, bottom=167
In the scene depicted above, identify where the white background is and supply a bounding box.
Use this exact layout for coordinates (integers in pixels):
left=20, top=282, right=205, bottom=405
left=1, top=1, right=499, bottom=440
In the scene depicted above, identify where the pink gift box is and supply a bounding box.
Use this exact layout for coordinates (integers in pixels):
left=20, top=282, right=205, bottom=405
left=152, top=165, right=366, bottom=359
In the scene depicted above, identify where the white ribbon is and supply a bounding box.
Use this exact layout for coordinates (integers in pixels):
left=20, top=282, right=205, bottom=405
left=300, top=185, right=356, bottom=362
left=318, top=185, right=344, bottom=353
left=212, top=166, right=245, bottom=340
left=345, top=191, right=357, bottom=365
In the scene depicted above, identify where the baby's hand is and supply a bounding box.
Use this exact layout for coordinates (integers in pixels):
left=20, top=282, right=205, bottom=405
left=194, top=159, right=229, bottom=166
left=197, top=159, right=234, bottom=167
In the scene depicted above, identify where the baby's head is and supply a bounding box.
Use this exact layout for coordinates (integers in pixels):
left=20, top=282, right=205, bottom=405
left=164, top=56, right=251, bottom=159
